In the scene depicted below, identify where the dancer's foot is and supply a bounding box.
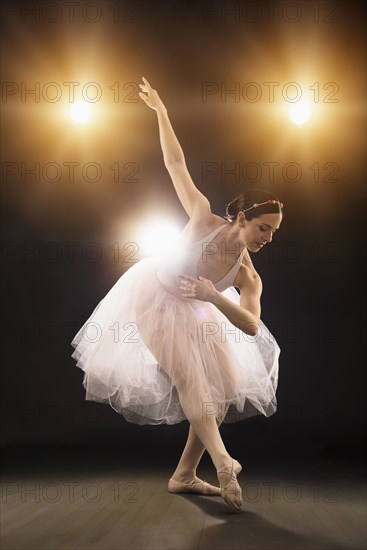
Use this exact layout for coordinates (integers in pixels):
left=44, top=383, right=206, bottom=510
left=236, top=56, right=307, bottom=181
left=217, top=458, right=243, bottom=511
left=168, top=475, right=221, bottom=496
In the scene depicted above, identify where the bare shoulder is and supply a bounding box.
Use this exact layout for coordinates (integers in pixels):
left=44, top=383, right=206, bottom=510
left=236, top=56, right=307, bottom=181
left=178, top=212, right=227, bottom=244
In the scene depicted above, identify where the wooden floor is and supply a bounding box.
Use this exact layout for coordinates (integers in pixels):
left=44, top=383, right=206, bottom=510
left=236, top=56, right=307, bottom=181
left=1, top=458, right=365, bottom=550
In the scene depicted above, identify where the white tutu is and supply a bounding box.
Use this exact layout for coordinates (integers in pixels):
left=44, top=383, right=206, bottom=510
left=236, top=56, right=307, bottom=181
left=71, top=256, right=280, bottom=425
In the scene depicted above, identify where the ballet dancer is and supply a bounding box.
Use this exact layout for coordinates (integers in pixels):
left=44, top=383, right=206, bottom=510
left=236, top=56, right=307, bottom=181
left=71, top=77, right=282, bottom=512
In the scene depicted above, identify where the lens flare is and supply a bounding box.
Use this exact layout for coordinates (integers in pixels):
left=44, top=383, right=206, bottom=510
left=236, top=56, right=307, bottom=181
left=69, top=101, right=91, bottom=123
left=137, top=220, right=181, bottom=256
left=289, top=102, right=312, bottom=125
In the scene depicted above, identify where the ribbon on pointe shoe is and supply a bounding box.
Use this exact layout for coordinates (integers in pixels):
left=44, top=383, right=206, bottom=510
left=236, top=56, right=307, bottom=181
left=217, top=458, right=243, bottom=511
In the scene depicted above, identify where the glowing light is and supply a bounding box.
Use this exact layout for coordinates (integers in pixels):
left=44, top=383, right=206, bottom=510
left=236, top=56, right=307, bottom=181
left=289, top=102, right=312, bottom=125
left=69, top=101, right=91, bottom=123
left=137, top=220, right=181, bottom=256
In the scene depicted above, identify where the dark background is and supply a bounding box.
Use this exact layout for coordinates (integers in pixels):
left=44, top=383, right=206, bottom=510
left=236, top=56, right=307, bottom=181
left=1, top=0, right=366, bottom=470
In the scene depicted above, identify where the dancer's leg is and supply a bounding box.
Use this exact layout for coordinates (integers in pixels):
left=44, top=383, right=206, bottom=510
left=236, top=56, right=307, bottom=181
left=171, top=424, right=206, bottom=481
left=174, top=390, right=242, bottom=510
left=171, top=405, right=230, bottom=481
left=136, top=307, right=232, bottom=470
left=136, top=304, right=241, bottom=506
left=175, top=390, right=231, bottom=472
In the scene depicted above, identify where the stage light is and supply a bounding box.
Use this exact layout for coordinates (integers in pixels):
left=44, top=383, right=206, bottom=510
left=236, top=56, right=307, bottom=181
left=289, top=102, right=312, bottom=125
left=69, top=101, right=91, bottom=123
left=137, top=219, right=181, bottom=257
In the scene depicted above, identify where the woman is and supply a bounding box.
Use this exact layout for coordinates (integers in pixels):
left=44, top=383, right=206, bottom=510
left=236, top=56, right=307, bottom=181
left=71, top=77, right=282, bottom=512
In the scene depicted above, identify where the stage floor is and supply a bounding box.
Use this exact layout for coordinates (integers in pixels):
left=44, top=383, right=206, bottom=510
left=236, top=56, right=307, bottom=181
left=1, top=447, right=365, bottom=550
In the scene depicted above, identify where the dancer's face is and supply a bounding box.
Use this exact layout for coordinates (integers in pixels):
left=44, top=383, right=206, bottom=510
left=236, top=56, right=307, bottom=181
left=240, top=213, right=282, bottom=252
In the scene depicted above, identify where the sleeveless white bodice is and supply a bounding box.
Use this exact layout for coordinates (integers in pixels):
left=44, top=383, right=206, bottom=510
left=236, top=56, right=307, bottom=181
left=155, top=223, right=245, bottom=297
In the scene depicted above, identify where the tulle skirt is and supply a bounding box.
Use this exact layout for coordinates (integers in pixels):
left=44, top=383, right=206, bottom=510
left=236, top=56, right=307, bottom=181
left=71, top=256, right=280, bottom=425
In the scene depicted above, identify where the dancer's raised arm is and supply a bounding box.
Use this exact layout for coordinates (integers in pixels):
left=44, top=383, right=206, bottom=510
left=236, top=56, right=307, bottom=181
left=139, top=77, right=211, bottom=219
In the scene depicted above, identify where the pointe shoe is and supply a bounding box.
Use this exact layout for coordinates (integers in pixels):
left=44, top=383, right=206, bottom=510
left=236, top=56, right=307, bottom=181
left=217, top=458, right=243, bottom=511
left=168, top=476, right=221, bottom=496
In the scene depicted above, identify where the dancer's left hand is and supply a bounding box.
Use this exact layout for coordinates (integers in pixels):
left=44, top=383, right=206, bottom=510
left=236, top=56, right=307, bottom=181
left=178, top=274, right=218, bottom=302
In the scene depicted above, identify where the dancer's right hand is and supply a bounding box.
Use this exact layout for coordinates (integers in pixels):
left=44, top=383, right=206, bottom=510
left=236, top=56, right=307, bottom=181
left=139, top=77, right=166, bottom=112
